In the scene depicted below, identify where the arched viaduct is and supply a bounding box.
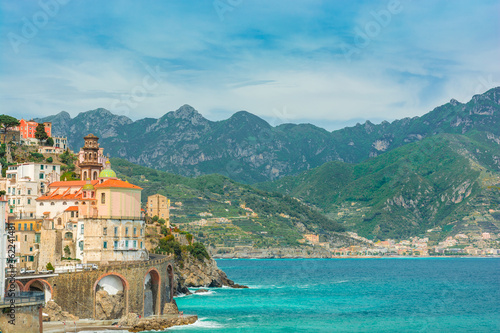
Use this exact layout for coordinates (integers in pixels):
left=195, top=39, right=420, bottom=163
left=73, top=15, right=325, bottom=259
left=11, top=255, right=175, bottom=319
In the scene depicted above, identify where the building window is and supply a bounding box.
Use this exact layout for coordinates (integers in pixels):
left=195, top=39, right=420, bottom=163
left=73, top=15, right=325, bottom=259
left=28, top=199, right=31, bottom=205
left=101, top=193, right=105, bottom=204
left=25, top=235, right=27, bottom=241
left=63, top=202, right=67, bottom=205
left=28, top=189, right=31, bottom=195
left=125, top=227, right=129, bottom=236
left=140, top=228, right=143, bottom=236
left=79, top=241, right=83, bottom=251
left=24, top=224, right=27, bottom=231
left=114, top=227, right=118, bottom=236
left=103, top=241, right=108, bottom=249
left=51, top=202, right=55, bottom=206
left=39, top=173, right=44, bottom=179
left=114, top=240, right=118, bottom=249
left=30, top=224, right=33, bottom=231
left=81, top=224, right=84, bottom=234
left=40, top=165, right=44, bottom=170
left=53, top=166, right=56, bottom=171
left=18, top=224, right=21, bottom=230
left=125, top=240, right=129, bottom=248
left=29, top=247, right=33, bottom=252
left=140, top=241, right=143, bottom=248
left=133, top=240, right=137, bottom=248
left=133, top=227, right=137, bottom=236
left=103, top=227, right=107, bottom=236
left=40, top=202, right=44, bottom=206
left=71, top=211, right=74, bottom=218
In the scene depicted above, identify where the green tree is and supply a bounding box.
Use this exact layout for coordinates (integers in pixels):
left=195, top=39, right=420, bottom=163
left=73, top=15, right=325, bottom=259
left=46, top=262, right=54, bottom=271
left=158, top=218, right=165, bottom=225
left=46, top=137, right=54, bottom=146
left=0, top=115, right=20, bottom=144
left=46, top=156, right=53, bottom=163
left=63, top=245, right=71, bottom=257
left=35, top=123, right=48, bottom=144
left=152, top=215, right=159, bottom=222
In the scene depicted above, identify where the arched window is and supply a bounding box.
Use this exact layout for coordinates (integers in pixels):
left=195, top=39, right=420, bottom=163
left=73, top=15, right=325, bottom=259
left=58, top=218, right=62, bottom=225
left=50, top=202, right=55, bottom=206
left=101, top=193, right=105, bottom=204
left=83, top=171, right=87, bottom=180
left=39, top=202, right=44, bottom=206
left=93, top=171, right=98, bottom=180
left=63, top=202, right=67, bottom=205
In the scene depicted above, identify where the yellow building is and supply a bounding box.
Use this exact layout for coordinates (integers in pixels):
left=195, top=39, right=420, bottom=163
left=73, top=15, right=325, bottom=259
left=11, top=219, right=42, bottom=270
left=147, top=194, right=170, bottom=227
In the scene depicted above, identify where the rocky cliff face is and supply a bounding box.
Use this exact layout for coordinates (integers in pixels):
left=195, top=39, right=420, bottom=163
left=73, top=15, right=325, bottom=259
left=173, top=253, right=246, bottom=295
left=37, top=87, right=500, bottom=183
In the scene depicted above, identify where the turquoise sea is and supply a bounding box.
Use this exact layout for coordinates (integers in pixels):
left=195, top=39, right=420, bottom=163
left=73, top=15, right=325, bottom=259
left=165, top=258, right=499, bottom=333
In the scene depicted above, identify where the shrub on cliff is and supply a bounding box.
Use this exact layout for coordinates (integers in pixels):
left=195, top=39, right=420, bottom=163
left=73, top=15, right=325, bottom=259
left=187, top=242, right=210, bottom=261
left=158, top=236, right=182, bottom=258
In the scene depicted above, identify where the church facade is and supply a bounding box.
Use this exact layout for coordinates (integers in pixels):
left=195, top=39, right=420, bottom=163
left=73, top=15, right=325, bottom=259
left=37, top=134, right=148, bottom=269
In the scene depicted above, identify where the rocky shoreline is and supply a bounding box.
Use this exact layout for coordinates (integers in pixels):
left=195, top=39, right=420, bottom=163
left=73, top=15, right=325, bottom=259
left=174, top=253, right=248, bottom=295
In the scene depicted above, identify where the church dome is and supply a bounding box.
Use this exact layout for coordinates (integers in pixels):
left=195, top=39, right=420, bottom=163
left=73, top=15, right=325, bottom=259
left=83, top=179, right=94, bottom=191
left=99, top=160, right=117, bottom=178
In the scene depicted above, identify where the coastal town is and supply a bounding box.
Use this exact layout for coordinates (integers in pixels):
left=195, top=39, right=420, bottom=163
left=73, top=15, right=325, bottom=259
left=0, top=118, right=200, bottom=333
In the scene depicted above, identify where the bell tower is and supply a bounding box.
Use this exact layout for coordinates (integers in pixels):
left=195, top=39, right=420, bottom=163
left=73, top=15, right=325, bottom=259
left=80, top=134, right=103, bottom=180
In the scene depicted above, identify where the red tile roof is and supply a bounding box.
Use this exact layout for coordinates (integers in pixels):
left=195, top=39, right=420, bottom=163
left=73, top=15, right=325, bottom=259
left=48, top=180, right=99, bottom=188
left=94, top=179, right=142, bottom=190
left=65, top=206, right=79, bottom=212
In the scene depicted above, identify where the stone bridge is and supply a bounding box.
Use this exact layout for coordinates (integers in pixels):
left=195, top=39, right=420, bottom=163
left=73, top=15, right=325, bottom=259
left=11, top=254, right=175, bottom=319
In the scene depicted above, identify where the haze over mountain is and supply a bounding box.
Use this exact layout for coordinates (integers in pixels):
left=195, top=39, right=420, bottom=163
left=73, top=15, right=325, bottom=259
left=38, top=87, right=500, bottom=184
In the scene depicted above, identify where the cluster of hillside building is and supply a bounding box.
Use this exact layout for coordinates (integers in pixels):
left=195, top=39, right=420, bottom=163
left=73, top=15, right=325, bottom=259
left=1, top=118, right=69, bottom=153
left=1, top=131, right=171, bottom=274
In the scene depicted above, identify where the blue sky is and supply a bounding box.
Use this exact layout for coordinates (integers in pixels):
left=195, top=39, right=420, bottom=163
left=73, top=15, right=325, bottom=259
left=1, top=0, right=499, bottom=130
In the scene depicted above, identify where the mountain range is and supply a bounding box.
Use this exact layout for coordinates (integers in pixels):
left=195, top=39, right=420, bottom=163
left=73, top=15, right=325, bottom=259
left=38, top=87, right=500, bottom=184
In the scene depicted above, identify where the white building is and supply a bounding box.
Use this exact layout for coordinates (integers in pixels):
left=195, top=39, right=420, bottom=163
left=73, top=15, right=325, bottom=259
left=2, top=163, right=61, bottom=218
left=53, top=137, right=68, bottom=150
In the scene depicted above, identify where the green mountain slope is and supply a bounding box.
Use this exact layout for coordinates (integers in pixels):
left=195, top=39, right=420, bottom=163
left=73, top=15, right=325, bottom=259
left=110, top=158, right=348, bottom=249
left=256, top=133, right=500, bottom=240
left=37, top=88, right=500, bottom=183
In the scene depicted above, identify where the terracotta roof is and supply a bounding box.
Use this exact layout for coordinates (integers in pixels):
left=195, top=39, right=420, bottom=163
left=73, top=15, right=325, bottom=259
left=49, top=180, right=99, bottom=188
left=94, top=179, right=142, bottom=190
left=43, top=212, right=50, bottom=215
left=65, top=206, right=79, bottom=212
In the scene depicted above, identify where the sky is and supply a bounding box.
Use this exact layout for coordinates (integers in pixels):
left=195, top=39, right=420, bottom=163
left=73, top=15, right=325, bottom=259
left=1, top=0, right=499, bottom=130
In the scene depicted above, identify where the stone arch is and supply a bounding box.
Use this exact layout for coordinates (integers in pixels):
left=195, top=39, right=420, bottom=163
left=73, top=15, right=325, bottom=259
left=25, top=279, right=53, bottom=302
left=143, top=268, right=161, bottom=317
left=5, top=280, right=24, bottom=295
left=166, top=264, right=174, bottom=303
left=93, top=273, right=129, bottom=320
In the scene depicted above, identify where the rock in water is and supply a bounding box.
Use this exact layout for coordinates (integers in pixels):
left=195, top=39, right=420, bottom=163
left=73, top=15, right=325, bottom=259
left=163, top=300, right=179, bottom=314
left=194, top=289, right=209, bottom=293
